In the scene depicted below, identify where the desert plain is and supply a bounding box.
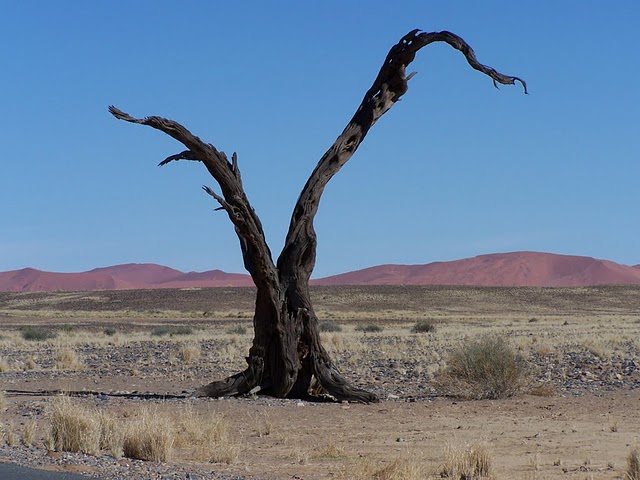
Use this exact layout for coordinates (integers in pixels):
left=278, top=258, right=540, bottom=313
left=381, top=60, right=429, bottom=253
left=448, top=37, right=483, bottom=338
left=1, top=285, right=639, bottom=479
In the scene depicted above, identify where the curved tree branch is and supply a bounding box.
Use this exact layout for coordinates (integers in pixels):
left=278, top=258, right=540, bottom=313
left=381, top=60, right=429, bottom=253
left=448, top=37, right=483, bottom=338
left=277, top=29, right=526, bottom=284
left=159, top=150, right=200, bottom=167
left=108, top=106, right=278, bottom=290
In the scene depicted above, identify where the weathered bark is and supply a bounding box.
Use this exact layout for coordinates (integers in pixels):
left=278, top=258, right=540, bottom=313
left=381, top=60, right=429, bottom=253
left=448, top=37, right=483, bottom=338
left=110, top=29, right=525, bottom=403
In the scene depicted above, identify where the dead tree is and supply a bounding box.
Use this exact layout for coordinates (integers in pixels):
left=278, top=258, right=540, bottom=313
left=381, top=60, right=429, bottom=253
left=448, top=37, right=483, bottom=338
left=110, top=29, right=526, bottom=403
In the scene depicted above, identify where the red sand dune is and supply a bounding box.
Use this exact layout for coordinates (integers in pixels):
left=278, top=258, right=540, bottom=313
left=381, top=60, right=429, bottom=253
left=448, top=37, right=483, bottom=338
left=1, top=253, right=639, bottom=292
left=89, top=264, right=184, bottom=285
left=0, top=264, right=253, bottom=292
left=158, top=270, right=254, bottom=289
left=0, top=267, right=126, bottom=292
left=315, top=252, right=640, bottom=287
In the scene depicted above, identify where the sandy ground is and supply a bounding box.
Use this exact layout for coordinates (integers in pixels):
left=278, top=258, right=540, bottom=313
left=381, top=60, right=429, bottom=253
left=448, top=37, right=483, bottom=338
left=2, top=383, right=639, bottom=479
left=179, top=390, right=640, bottom=479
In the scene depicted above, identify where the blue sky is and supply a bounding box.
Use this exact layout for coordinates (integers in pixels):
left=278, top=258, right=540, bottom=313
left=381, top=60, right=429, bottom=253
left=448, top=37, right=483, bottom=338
left=1, top=1, right=638, bottom=277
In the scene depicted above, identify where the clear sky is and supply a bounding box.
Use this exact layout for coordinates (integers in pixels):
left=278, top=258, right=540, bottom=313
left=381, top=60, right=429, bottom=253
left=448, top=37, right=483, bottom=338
left=1, top=1, right=638, bottom=277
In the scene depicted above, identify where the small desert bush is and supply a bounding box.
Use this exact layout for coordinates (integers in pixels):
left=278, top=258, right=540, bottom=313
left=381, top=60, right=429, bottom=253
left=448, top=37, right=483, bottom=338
left=50, top=397, right=101, bottom=455
left=55, top=347, right=84, bottom=370
left=21, top=326, right=57, bottom=342
left=320, top=320, right=343, bottom=332
left=151, top=325, right=193, bottom=337
left=178, top=344, right=201, bottom=364
left=411, top=319, right=437, bottom=333
left=123, top=407, right=174, bottom=462
left=0, top=391, right=7, bottom=410
left=59, top=324, right=76, bottom=335
left=103, top=327, right=117, bottom=336
left=441, top=442, right=492, bottom=479
left=355, top=323, right=383, bottom=333
left=438, top=334, right=526, bottom=400
left=627, top=447, right=640, bottom=480
left=225, top=324, right=247, bottom=335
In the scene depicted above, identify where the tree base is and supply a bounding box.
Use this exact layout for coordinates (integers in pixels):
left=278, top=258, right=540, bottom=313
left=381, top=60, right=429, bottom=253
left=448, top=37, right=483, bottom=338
left=195, top=359, right=378, bottom=404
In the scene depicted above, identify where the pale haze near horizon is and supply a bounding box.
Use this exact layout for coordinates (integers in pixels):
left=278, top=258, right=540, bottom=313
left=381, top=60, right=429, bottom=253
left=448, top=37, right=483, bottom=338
left=1, top=2, right=638, bottom=277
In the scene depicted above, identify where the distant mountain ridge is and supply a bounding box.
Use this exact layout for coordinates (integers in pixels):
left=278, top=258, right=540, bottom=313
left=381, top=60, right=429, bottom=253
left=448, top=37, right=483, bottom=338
left=315, top=252, right=640, bottom=287
left=0, top=263, right=254, bottom=292
left=1, top=252, right=639, bottom=293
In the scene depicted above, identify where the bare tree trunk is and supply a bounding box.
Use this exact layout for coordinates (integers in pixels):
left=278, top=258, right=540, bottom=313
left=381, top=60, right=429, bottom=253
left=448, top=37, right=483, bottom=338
left=110, top=29, right=525, bottom=403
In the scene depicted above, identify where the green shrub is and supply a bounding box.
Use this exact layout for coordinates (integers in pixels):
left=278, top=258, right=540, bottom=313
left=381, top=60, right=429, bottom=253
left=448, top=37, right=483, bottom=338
left=439, top=334, right=526, bottom=400
left=355, top=324, right=383, bottom=333
left=103, top=327, right=117, bottom=337
left=410, top=319, right=437, bottom=333
left=59, top=324, right=76, bottom=334
left=151, top=326, right=193, bottom=337
left=319, top=320, right=342, bottom=332
left=226, top=325, right=247, bottom=335
left=21, top=326, right=57, bottom=342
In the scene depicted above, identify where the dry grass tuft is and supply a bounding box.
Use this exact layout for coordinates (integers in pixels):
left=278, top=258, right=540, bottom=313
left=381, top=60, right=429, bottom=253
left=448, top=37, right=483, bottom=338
left=55, top=347, right=84, bottom=370
left=344, top=457, right=428, bottom=480
left=527, top=383, right=555, bottom=397
left=0, top=391, right=7, bottom=411
left=21, top=419, right=38, bottom=448
left=627, top=447, right=640, bottom=480
left=22, top=356, right=38, bottom=371
left=98, top=410, right=124, bottom=457
left=176, top=409, right=238, bottom=464
left=5, top=422, right=17, bottom=446
left=0, top=357, right=10, bottom=373
left=47, top=399, right=238, bottom=463
left=122, top=407, right=174, bottom=462
left=178, top=344, right=201, bottom=364
left=441, top=442, right=492, bottom=479
left=437, top=334, right=526, bottom=399
left=50, top=397, right=101, bottom=455
left=314, top=440, right=346, bottom=459
left=252, top=412, right=274, bottom=438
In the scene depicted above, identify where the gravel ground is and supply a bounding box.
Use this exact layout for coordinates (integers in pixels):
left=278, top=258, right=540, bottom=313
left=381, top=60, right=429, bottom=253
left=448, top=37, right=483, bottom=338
left=2, top=332, right=640, bottom=479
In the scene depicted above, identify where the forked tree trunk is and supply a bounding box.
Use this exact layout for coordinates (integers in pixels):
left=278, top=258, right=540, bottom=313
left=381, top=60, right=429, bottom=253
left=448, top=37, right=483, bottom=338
left=110, top=30, right=525, bottom=403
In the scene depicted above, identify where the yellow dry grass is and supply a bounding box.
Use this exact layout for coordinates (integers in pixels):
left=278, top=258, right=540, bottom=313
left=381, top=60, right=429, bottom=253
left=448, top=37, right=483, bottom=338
left=44, top=397, right=239, bottom=464
left=50, top=396, right=101, bottom=455
left=441, top=442, right=493, bottom=479
left=174, top=408, right=238, bottom=464
left=177, top=344, right=201, bottom=364
left=341, top=457, right=431, bottom=480
left=627, top=447, right=640, bottom=480
left=122, top=406, right=174, bottom=462
left=55, top=347, right=84, bottom=370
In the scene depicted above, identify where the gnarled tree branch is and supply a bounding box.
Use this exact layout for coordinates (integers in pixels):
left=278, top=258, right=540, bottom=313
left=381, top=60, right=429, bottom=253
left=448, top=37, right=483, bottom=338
left=277, top=29, right=526, bottom=284
left=159, top=150, right=200, bottom=167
